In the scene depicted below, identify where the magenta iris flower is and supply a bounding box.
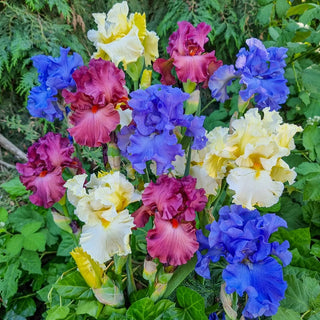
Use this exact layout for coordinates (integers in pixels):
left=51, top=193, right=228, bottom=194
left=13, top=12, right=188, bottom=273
left=62, top=59, right=128, bottom=147
left=195, top=205, right=291, bottom=318
left=117, top=84, right=207, bottom=175
left=209, top=38, right=289, bottom=110
left=27, top=47, right=83, bottom=121
left=16, top=132, right=84, bottom=208
left=132, top=175, right=207, bottom=266
left=153, top=21, right=222, bottom=86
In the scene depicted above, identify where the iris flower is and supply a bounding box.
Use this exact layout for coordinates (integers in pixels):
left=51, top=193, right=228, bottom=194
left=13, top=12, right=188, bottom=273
left=208, top=38, right=289, bottom=110
left=132, top=175, right=207, bottom=266
left=62, top=58, right=129, bottom=147
left=87, top=1, right=159, bottom=68
left=196, top=205, right=291, bottom=318
left=153, top=21, right=222, bottom=86
left=65, top=171, right=140, bottom=263
left=204, top=108, right=302, bottom=209
left=16, top=132, right=84, bottom=208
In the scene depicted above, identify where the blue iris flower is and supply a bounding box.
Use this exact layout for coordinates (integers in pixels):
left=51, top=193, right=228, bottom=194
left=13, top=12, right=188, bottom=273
left=118, top=84, right=207, bottom=175
left=195, top=205, right=291, bottom=319
left=208, top=38, right=289, bottom=110
left=27, top=47, right=83, bottom=121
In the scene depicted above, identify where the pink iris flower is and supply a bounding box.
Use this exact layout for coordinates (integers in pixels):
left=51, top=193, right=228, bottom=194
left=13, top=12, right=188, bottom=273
left=133, top=175, right=207, bottom=266
left=62, top=59, right=128, bottom=147
left=16, top=132, right=84, bottom=208
left=153, top=21, right=222, bottom=86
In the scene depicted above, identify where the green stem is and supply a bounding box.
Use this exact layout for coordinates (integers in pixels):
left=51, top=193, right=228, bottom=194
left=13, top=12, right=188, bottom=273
left=198, top=210, right=210, bottom=235
left=201, top=99, right=215, bottom=114
left=126, top=254, right=136, bottom=297
left=211, top=179, right=227, bottom=217
left=184, top=145, right=192, bottom=177
left=292, top=62, right=301, bottom=92
left=133, top=80, right=139, bottom=91
left=163, top=255, right=197, bottom=298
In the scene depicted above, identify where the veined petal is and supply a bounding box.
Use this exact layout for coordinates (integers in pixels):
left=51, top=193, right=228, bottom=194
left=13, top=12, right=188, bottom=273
left=64, top=174, right=88, bottom=207
left=143, top=30, right=159, bottom=66
left=80, top=209, right=134, bottom=263
left=68, top=103, right=120, bottom=147
left=227, top=168, right=284, bottom=209
left=147, top=214, right=198, bottom=266
left=99, top=26, right=144, bottom=67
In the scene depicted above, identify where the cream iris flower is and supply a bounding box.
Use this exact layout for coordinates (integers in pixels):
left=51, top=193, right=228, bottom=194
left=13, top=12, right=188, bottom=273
left=65, top=171, right=141, bottom=263
left=87, top=1, right=159, bottom=68
left=204, top=108, right=302, bottom=209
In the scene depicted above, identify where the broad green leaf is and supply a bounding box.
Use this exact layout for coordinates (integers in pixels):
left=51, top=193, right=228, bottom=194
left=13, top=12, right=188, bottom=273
left=268, top=27, right=280, bottom=40
left=303, top=202, right=320, bottom=227
left=19, top=249, right=42, bottom=274
left=9, top=205, right=44, bottom=232
left=303, top=175, right=320, bottom=201
left=57, top=232, right=77, bottom=256
left=22, top=230, right=46, bottom=251
left=272, top=307, right=300, bottom=320
left=311, top=244, right=320, bottom=258
left=303, top=125, right=320, bottom=162
left=0, top=177, right=27, bottom=197
left=291, top=248, right=320, bottom=273
left=0, top=207, right=8, bottom=222
left=302, top=66, right=320, bottom=95
left=20, top=221, right=42, bottom=236
left=286, top=3, right=317, bottom=17
left=276, top=0, right=290, bottom=18
left=54, top=271, right=94, bottom=300
left=126, top=297, right=155, bottom=320
left=295, top=162, right=320, bottom=175
left=76, top=300, right=103, bottom=318
left=176, top=287, right=207, bottom=320
left=0, top=260, right=22, bottom=303
left=100, top=305, right=127, bottom=317
left=3, top=310, right=25, bottom=320
left=300, top=7, right=320, bottom=24
left=154, top=299, right=175, bottom=319
left=271, top=228, right=311, bottom=256
left=6, top=234, right=24, bottom=256
left=257, top=3, right=274, bottom=26
left=12, top=297, right=36, bottom=317
left=46, top=305, right=70, bottom=320
left=282, top=275, right=320, bottom=313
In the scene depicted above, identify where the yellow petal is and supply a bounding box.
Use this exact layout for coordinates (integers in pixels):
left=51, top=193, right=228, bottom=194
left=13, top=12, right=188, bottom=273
left=143, top=30, right=159, bottom=66
left=70, top=247, right=104, bottom=288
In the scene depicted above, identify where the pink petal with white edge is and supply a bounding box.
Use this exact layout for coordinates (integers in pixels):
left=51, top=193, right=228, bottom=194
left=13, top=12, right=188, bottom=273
left=68, top=103, right=120, bottom=147
left=147, top=214, right=198, bottom=266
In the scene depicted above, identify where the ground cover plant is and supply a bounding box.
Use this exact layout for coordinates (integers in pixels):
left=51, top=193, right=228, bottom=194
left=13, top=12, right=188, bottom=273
left=0, top=0, right=320, bottom=319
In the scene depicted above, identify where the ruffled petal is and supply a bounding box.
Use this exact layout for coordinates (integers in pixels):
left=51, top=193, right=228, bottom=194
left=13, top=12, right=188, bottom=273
left=147, top=214, right=198, bottom=266
left=68, top=103, right=120, bottom=147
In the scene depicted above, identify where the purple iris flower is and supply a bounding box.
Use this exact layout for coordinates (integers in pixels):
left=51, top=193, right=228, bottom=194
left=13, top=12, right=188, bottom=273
left=118, top=84, right=207, bottom=175
left=195, top=205, right=291, bottom=319
left=208, top=38, right=289, bottom=110
left=27, top=47, right=83, bottom=121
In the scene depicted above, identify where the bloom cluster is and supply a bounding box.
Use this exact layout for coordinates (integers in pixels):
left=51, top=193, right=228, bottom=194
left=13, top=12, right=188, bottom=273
left=16, top=1, right=301, bottom=317
left=118, top=84, right=207, bottom=174
left=27, top=47, right=83, bottom=122
left=132, top=175, right=207, bottom=266
left=209, top=38, right=289, bottom=110
left=203, top=108, right=302, bottom=209
left=196, top=205, right=292, bottom=318
left=16, top=132, right=84, bottom=208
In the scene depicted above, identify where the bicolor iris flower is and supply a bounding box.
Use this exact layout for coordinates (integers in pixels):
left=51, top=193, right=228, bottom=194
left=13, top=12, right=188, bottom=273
left=16, top=132, right=84, bottom=208
left=153, top=21, right=222, bottom=86
left=87, top=1, right=159, bottom=68
left=65, top=171, right=141, bottom=263
left=196, top=205, right=292, bottom=318
left=62, top=58, right=129, bottom=147
left=204, top=108, right=302, bottom=209
left=132, top=175, right=207, bottom=266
